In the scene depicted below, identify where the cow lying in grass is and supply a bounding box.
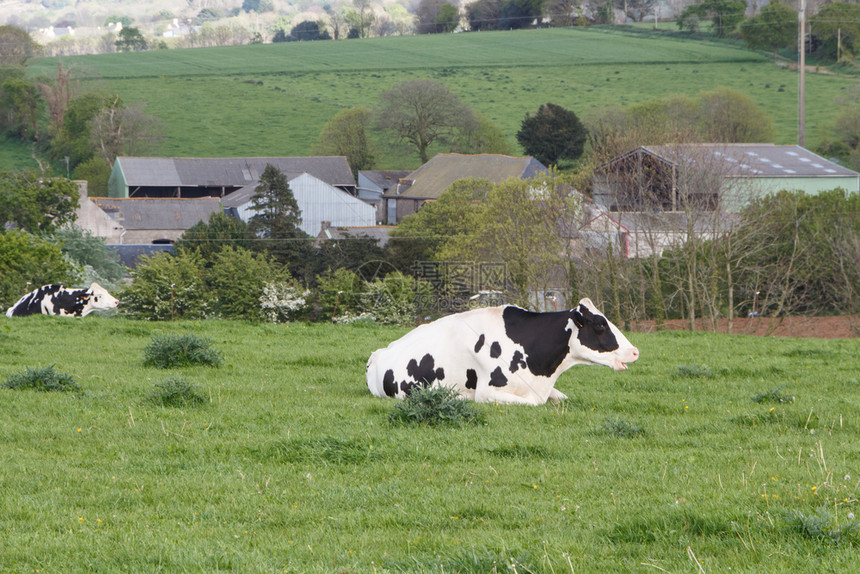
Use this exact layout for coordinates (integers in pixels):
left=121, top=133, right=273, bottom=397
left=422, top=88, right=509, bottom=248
left=367, top=298, right=639, bottom=406
left=6, top=283, right=119, bottom=318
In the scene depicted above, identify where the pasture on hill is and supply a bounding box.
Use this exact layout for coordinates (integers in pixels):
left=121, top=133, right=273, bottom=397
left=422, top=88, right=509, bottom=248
left=1, top=316, right=859, bottom=572
left=28, top=27, right=856, bottom=169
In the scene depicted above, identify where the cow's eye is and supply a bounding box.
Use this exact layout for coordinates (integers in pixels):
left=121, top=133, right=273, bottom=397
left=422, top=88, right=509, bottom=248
left=94, top=296, right=99, bottom=302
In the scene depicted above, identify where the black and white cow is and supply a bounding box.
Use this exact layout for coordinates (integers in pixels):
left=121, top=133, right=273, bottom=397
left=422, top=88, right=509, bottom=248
left=5, top=283, right=119, bottom=318
left=366, top=298, right=639, bottom=405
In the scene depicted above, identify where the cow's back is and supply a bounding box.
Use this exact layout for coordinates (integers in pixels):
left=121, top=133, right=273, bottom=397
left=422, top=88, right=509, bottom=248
left=366, top=307, right=505, bottom=399
left=5, top=285, right=63, bottom=317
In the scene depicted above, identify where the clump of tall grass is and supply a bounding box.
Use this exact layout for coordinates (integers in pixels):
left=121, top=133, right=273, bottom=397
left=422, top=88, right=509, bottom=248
left=603, top=416, right=644, bottom=438
left=146, top=377, right=206, bottom=407
left=143, top=333, right=221, bottom=368
left=2, top=365, right=80, bottom=393
left=788, top=506, right=859, bottom=545
left=751, top=386, right=794, bottom=404
left=389, top=385, right=486, bottom=427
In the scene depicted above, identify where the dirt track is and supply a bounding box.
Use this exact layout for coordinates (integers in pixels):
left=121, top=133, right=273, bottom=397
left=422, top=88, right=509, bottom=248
left=630, top=315, right=859, bottom=339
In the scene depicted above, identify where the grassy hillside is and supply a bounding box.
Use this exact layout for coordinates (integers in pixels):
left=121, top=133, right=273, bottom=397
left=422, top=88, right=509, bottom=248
left=26, top=27, right=856, bottom=169
left=1, top=316, right=858, bottom=571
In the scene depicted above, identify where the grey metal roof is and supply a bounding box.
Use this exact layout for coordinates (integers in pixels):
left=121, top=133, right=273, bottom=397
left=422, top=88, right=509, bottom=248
left=316, top=225, right=394, bottom=247
left=641, top=144, right=859, bottom=178
left=393, top=154, right=550, bottom=199
left=116, top=156, right=356, bottom=189
left=359, top=170, right=412, bottom=192
left=93, top=197, right=222, bottom=230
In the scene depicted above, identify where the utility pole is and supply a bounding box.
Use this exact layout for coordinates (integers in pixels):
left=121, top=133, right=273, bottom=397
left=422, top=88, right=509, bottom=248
left=798, top=0, right=806, bottom=147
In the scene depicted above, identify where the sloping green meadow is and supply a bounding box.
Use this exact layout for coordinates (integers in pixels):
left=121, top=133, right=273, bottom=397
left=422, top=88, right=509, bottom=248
left=1, top=316, right=858, bottom=572
left=30, top=27, right=856, bottom=168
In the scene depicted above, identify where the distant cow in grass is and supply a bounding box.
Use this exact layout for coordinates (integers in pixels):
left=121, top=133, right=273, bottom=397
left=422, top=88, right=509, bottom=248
left=6, top=283, right=119, bottom=318
left=366, top=298, right=639, bottom=406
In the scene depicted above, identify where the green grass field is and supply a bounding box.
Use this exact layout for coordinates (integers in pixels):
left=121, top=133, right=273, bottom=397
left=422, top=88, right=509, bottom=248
left=26, top=27, right=857, bottom=169
left=1, top=316, right=858, bottom=572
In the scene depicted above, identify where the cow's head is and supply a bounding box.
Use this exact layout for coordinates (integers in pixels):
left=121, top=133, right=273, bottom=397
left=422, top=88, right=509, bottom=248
left=84, top=282, right=120, bottom=314
left=569, top=298, right=639, bottom=371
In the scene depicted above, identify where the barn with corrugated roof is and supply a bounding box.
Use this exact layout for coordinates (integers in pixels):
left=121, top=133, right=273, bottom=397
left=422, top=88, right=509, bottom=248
left=107, top=156, right=356, bottom=198
left=593, top=144, right=860, bottom=212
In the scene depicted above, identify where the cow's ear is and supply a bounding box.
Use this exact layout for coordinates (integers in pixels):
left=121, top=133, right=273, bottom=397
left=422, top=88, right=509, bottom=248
left=571, top=309, right=585, bottom=328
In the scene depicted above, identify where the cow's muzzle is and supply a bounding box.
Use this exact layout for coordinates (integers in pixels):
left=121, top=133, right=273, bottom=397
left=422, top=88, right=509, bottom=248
left=613, top=347, right=639, bottom=371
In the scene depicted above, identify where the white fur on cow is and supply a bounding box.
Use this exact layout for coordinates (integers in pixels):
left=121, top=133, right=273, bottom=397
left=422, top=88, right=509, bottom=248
left=366, top=298, right=639, bottom=406
left=5, top=283, right=119, bottom=318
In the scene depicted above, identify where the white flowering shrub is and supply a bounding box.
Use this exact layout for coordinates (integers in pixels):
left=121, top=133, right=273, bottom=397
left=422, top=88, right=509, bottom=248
left=332, top=312, right=376, bottom=325
left=260, top=282, right=311, bottom=323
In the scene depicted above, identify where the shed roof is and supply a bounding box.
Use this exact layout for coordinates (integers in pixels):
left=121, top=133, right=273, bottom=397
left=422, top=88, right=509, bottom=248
left=392, top=154, right=549, bottom=199
left=115, top=156, right=356, bottom=189
left=92, top=197, right=222, bottom=230
left=614, top=144, right=858, bottom=179
left=317, top=225, right=394, bottom=247
left=359, top=170, right=412, bottom=192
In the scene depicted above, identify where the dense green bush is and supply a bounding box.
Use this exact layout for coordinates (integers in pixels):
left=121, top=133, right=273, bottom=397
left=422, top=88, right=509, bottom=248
left=389, top=385, right=486, bottom=427
left=120, top=251, right=208, bottom=320
left=143, top=333, right=222, bottom=368
left=206, top=246, right=303, bottom=321
left=0, top=230, right=76, bottom=309
left=53, top=225, right=126, bottom=289
left=359, top=272, right=434, bottom=326
left=3, top=365, right=81, bottom=393
left=146, top=377, right=207, bottom=407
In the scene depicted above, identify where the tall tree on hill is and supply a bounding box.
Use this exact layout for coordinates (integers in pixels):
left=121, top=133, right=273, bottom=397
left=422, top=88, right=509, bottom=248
left=89, top=96, right=164, bottom=165
left=739, top=2, right=796, bottom=61
left=416, top=0, right=456, bottom=33
left=516, top=103, right=587, bottom=167
left=376, top=79, right=474, bottom=163
left=499, top=0, right=545, bottom=29
left=0, top=25, right=39, bottom=66
left=115, top=27, right=148, bottom=52
left=313, top=107, right=375, bottom=179
left=0, top=76, right=42, bottom=141
left=678, top=0, right=745, bottom=38
left=467, top=0, right=503, bottom=30
left=247, top=164, right=311, bottom=272
left=37, top=63, right=74, bottom=138
left=812, top=2, right=860, bottom=62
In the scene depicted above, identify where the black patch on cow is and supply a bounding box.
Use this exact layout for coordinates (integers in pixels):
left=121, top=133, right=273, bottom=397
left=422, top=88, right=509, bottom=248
left=383, top=369, right=397, bottom=397
left=400, top=380, right=425, bottom=396
left=509, top=350, right=526, bottom=373
left=489, top=366, right=508, bottom=387
left=502, top=306, right=574, bottom=377
left=406, top=354, right=445, bottom=387
left=474, top=334, right=485, bottom=353
left=465, top=369, right=478, bottom=390
left=490, top=341, right=502, bottom=358
left=50, top=288, right=89, bottom=317
left=572, top=304, right=620, bottom=354
left=7, top=284, right=64, bottom=317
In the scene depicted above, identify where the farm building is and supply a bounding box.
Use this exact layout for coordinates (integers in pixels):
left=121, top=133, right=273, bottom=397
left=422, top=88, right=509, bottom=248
left=108, top=156, right=357, bottom=198
left=593, top=144, right=860, bottom=212
left=575, top=208, right=738, bottom=259
left=75, top=178, right=222, bottom=245
left=222, top=173, right=376, bottom=237
left=314, top=222, right=394, bottom=248
left=384, top=153, right=550, bottom=223
left=357, top=170, right=412, bottom=224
